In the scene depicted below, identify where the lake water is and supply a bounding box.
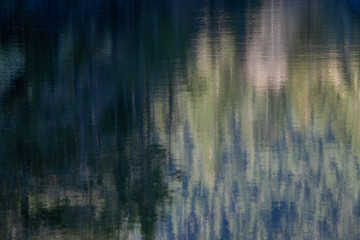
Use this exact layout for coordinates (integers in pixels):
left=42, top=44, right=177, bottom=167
left=1, top=0, right=360, bottom=239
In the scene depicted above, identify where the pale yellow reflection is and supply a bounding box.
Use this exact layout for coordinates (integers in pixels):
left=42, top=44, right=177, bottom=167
left=151, top=2, right=360, bottom=239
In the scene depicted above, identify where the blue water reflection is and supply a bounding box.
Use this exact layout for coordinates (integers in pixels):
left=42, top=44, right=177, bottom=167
left=1, top=0, right=360, bottom=239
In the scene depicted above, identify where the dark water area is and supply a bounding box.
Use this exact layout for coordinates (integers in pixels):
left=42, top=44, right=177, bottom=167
left=1, top=0, right=360, bottom=239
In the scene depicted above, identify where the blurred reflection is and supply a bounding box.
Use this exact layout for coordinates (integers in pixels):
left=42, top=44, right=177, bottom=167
left=245, top=0, right=305, bottom=91
left=0, top=1, right=194, bottom=239
left=1, top=0, right=360, bottom=239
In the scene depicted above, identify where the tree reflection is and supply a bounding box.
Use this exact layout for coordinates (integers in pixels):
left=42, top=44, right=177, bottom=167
left=1, top=0, right=360, bottom=239
left=0, top=0, right=194, bottom=239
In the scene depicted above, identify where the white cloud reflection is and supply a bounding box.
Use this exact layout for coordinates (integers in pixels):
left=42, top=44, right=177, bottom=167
left=245, top=0, right=304, bottom=91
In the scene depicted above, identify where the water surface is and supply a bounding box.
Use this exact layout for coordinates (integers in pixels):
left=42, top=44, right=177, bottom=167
left=1, top=0, right=360, bottom=239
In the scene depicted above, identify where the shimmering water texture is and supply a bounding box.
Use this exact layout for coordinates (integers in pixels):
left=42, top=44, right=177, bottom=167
left=1, top=0, right=360, bottom=239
